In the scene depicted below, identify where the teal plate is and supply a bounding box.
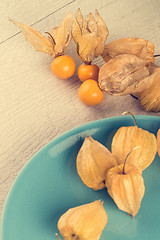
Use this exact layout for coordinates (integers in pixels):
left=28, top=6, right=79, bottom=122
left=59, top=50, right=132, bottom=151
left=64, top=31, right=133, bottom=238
left=1, top=115, right=160, bottom=240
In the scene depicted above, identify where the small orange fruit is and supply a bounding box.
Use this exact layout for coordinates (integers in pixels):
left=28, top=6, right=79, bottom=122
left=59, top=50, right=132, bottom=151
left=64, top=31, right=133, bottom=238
left=51, top=55, right=76, bottom=79
left=78, top=64, right=99, bottom=82
left=78, top=79, right=104, bottom=106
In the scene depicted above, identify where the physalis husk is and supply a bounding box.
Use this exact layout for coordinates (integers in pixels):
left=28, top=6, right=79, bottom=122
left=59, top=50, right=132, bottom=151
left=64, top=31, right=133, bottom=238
left=57, top=200, right=108, bottom=240
left=101, top=37, right=155, bottom=65
left=105, top=161, right=145, bottom=218
left=98, top=54, right=155, bottom=95
left=76, top=135, right=117, bottom=190
left=9, top=12, right=73, bottom=57
left=111, top=112, right=157, bottom=170
left=136, top=65, right=160, bottom=112
left=72, top=8, right=109, bottom=64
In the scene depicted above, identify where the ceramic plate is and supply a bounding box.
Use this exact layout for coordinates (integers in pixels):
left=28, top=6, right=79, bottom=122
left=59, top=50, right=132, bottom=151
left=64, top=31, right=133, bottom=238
left=1, top=115, right=160, bottom=240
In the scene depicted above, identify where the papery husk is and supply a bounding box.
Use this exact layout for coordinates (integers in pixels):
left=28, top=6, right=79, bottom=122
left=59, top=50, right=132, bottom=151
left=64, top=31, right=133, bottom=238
left=157, top=129, right=160, bottom=157
left=136, top=66, right=160, bottom=112
left=101, top=38, right=155, bottom=65
left=9, top=12, right=73, bottom=57
left=9, top=18, right=54, bottom=56
left=72, top=8, right=109, bottom=64
left=111, top=125, right=157, bottom=171
left=98, top=54, right=154, bottom=95
left=58, top=200, right=108, bottom=240
left=76, top=135, right=117, bottom=190
left=105, top=163, right=145, bottom=217
left=48, top=12, right=73, bottom=56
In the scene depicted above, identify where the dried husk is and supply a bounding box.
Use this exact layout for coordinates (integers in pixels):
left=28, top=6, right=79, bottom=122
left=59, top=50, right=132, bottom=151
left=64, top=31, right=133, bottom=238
left=57, top=200, right=108, bottom=240
left=9, top=12, right=73, bottom=57
left=48, top=12, right=73, bottom=57
left=101, top=38, right=155, bottom=65
left=98, top=54, right=154, bottom=95
left=157, top=129, right=160, bottom=157
left=76, top=135, right=117, bottom=190
left=72, top=9, right=109, bottom=64
left=111, top=125, right=157, bottom=171
left=136, top=66, right=160, bottom=112
left=105, top=163, right=145, bottom=217
left=9, top=18, right=54, bottom=56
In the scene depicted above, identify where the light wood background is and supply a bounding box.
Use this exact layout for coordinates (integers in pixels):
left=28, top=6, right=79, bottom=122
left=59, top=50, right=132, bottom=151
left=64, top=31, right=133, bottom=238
left=0, top=0, right=160, bottom=227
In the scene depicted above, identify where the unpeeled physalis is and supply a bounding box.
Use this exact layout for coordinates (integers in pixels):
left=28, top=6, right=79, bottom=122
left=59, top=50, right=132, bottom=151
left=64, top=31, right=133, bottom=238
left=9, top=12, right=73, bottom=57
left=57, top=200, right=108, bottom=240
left=76, top=135, right=117, bottom=190
left=136, top=65, right=160, bottom=112
left=98, top=54, right=156, bottom=95
left=105, top=147, right=145, bottom=218
left=101, top=38, right=155, bottom=65
left=72, top=9, right=109, bottom=64
left=111, top=112, right=157, bottom=171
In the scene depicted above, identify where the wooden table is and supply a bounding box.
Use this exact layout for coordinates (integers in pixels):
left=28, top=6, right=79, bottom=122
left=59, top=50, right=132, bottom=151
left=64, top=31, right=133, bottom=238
left=0, top=0, right=160, bottom=226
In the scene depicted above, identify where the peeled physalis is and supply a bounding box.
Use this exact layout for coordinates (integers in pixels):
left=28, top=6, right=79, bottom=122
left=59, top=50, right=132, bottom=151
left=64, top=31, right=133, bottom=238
left=9, top=12, right=73, bottom=57
left=72, top=8, right=109, bottom=64
left=101, top=38, right=155, bottom=65
left=105, top=162, right=145, bottom=217
left=111, top=112, right=157, bottom=170
left=98, top=54, right=154, bottom=96
left=57, top=200, right=108, bottom=240
left=76, top=135, right=117, bottom=190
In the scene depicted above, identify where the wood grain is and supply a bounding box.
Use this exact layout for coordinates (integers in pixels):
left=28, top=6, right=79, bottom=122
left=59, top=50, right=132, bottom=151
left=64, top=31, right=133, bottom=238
left=0, top=0, right=160, bottom=226
left=0, top=0, right=76, bottom=43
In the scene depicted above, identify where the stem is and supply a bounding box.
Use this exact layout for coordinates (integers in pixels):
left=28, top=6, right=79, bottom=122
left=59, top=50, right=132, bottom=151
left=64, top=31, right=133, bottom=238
left=45, top=32, right=56, bottom=45
left=130, top=94, right=138, bottom=100
left=154, top=54, right=160, bottom=57
left=122, top=111, right=137, bottom=126
left=55, top=233, right=61, bottom=240
left=122, top=146, right=141, bottom=174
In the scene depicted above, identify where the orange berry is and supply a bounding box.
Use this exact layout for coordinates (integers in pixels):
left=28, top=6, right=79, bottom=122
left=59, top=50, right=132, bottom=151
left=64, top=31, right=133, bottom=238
left=78, top=79, right=104, bottom=106
left=78, top=64, right=99, bottom=82
left=51, top=55, right=76, bottom=79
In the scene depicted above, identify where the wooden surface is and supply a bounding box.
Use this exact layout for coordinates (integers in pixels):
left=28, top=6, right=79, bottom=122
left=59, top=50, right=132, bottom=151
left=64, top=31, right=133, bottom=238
left=0, top=0, right=160, bottom=227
